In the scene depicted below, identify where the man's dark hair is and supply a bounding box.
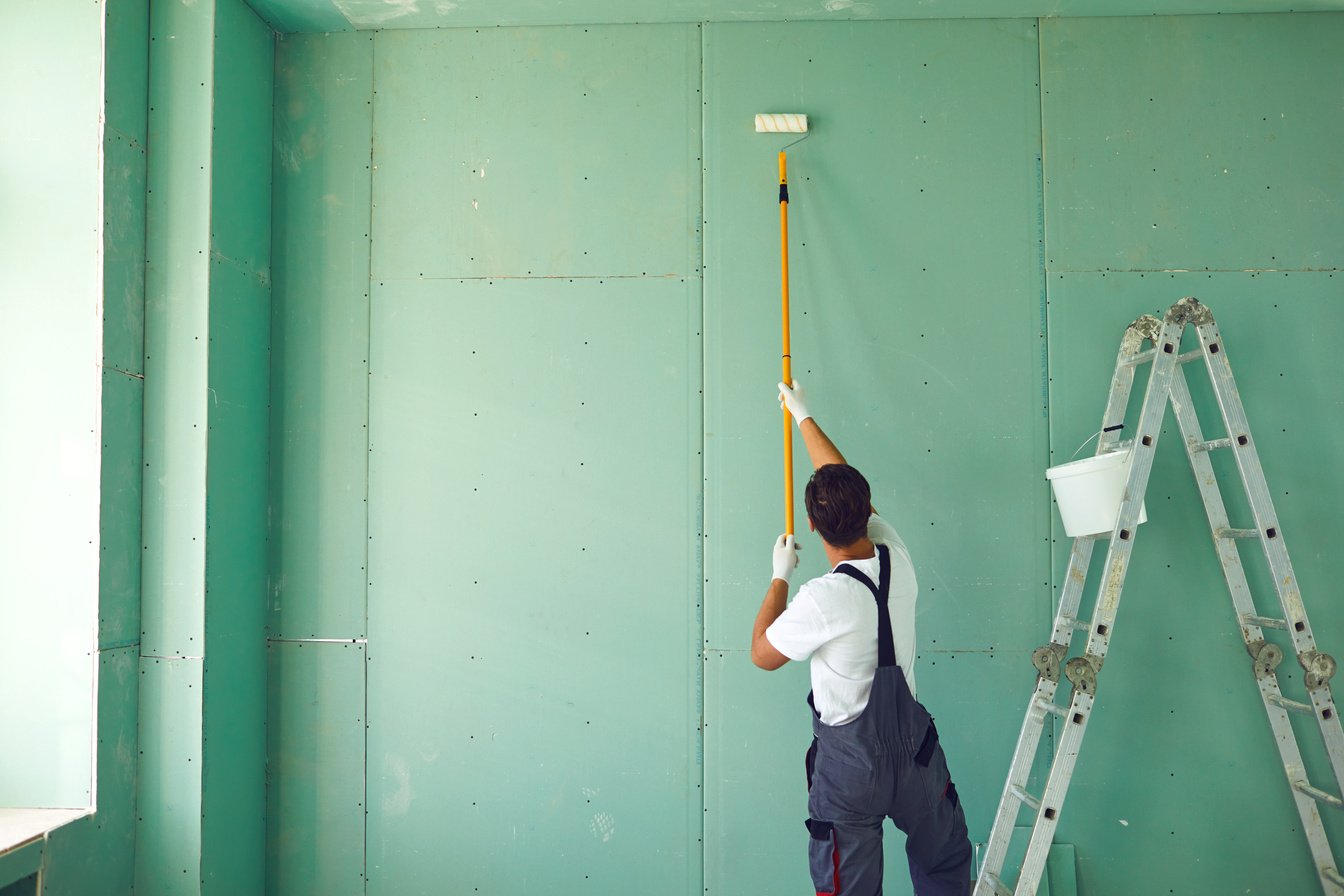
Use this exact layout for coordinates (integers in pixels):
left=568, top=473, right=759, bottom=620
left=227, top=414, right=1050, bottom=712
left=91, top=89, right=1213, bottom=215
left=804, top=463, right=871, bottom=547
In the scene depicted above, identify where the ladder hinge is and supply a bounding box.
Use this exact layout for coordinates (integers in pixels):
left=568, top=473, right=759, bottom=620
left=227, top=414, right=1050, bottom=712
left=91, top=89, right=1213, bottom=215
left=1065, top=654, right=1101, bottom=696
left=1300, top=651, right=1338, bottom=690
left=1249, top=640, right=1284, bottom=678
left=1165, top=296, right=1214, bottom=327
left=1128, top=315, right=1163, bottom=343
left=1032, top=643, right=1067, bottom=683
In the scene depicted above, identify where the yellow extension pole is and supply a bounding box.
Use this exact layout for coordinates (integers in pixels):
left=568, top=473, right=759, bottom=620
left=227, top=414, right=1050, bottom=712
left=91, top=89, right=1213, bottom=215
left=779, top=150, right=794, bottom=537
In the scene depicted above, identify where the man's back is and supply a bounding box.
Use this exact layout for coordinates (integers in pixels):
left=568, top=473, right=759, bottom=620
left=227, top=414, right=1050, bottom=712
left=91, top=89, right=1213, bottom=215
left=766, top=514, right=919, bottom=725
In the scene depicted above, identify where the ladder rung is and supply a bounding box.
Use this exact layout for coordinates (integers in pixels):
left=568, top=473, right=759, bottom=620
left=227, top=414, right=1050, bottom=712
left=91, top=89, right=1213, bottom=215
left=1267, top=694, right=1314, bottom=715
left=1121, top=348, right=1157, bottom=368
left=1177, top=348, right=1204, bottom=364
left=1034, top=697, right=1067, bottom=718
left=1294, top=781, right=1344, bottom=810
left=1009, top=784, right=1042, bottom=812
left=1323, top=866, right=1344, bottom=889
left=1243, top=613, right=1288, bottom=630
left=1192, top=437, right=1233, bottom=453
left=1065, top=617, right=1091, bottom=632
left=980, top=870, right=1012, bottom=896
left=1216, top=528, right=1260, bottom=540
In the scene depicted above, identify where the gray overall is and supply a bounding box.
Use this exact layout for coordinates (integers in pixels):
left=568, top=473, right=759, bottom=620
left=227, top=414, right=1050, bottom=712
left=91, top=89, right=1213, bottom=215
left=804, top=544, right=973, bottom=896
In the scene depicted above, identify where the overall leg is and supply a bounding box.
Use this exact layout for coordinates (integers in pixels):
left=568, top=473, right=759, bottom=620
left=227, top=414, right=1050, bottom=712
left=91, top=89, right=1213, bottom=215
left=807, top=739, right=889, bottom=896
left=806, top=816, right=885, bottom=896
left=890, top=724, right=973, bottom=896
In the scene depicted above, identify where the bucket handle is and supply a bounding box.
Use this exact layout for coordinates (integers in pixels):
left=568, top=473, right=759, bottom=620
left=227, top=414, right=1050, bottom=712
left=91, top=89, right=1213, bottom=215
left=1068, top=424, right=1125, bottom=462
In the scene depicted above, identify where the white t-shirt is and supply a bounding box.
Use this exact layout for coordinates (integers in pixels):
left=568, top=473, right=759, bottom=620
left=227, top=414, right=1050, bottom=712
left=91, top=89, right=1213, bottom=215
left=765, top=514, right=918, bottom=726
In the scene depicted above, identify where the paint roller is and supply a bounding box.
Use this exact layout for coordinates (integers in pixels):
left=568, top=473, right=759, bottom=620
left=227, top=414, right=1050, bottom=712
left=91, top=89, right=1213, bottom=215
left=755, top=113, right=809, bottom=537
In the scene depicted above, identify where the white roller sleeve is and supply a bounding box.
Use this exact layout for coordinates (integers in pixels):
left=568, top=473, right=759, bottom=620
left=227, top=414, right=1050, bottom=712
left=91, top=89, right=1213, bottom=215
left=754, top=113, right=809, bottom=133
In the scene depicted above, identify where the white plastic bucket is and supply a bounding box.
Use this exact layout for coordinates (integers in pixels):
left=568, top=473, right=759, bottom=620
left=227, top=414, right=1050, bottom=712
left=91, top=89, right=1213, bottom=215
left=1045, top=448, right=1148, bottom=538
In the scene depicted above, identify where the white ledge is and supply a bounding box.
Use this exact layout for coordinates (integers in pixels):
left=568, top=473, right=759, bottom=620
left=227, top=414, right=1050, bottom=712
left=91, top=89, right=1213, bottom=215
left=0, top=808, right=91, bottom=854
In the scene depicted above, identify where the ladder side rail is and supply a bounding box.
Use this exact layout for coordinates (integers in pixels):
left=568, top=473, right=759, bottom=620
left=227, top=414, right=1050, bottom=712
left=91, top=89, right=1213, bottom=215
left=1192, top=317, right=1344, bottom=794
left=1015, top=316, right=1186, bottom=895
left=1169, top=366, right=1343, bottom=893
left=1097, top=315, right=1163, bottom=455
left=1194, top=318, right=1314, bottom=655
left=1289, top=761, right=1344, bottom=895
left=1167, top=367, right=1266, bottom=638
left=1048, top=537, right=1099, bottom=651
left=1014, top=691, right=1094, bottom=896
left=976, top=538, right=1098, bottom=894
left=1080, top=316, right=1182, bottom=664
left=974, top=677, right=1064, bottom=894
left=978, top=317, right=1160, bottom=896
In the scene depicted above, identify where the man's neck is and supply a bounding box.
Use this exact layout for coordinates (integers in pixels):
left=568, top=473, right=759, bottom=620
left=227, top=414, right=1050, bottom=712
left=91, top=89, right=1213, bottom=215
left=824, top=536, right=876, bottom=569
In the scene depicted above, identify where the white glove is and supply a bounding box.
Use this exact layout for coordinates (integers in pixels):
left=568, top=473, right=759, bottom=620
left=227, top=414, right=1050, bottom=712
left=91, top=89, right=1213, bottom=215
left=771, top=534, right=800, bottom=583
left=778, top=380, right=812, bottom=425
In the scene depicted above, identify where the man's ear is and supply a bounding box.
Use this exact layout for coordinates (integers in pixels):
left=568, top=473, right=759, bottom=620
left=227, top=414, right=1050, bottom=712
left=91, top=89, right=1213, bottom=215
left=807, top=516, right=816, bottom=533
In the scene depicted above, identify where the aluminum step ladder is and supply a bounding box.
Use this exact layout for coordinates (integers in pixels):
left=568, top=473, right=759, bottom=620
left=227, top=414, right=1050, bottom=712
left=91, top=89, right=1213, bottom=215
left=974, top=297, right=1344, bottom=896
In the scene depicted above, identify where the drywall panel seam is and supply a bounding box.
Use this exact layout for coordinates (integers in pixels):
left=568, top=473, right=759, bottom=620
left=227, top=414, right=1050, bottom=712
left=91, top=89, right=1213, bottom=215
left=206, top=249, right=273, bottom=282
left=100, top=638, right=142, bottom=653
left=373, top=273, right=685, bottom=282
left=1034, top=15, right=1060, bottom=774
left=693, top=23, right=707, bottom=893
left=363, top=33, right=378, bottom=896
left=105, top=366, right=146, bottom=380
left=1035, top=265, right=1343, bottom=274
left=267, top=638, right=369, bottom=644
left=88, top=0, right=109, bottom=818
left=361, top=623, right=370, bottom=895
left=106, top=124, right=148, bottom=154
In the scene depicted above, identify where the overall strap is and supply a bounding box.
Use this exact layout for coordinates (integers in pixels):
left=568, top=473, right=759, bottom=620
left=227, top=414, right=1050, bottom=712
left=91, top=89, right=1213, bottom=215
left=833, top=544, right=895, bottom=668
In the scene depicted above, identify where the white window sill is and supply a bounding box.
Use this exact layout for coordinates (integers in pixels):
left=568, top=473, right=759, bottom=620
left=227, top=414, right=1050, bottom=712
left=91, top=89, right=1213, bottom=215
left=0, top=807, right=91, bottom=854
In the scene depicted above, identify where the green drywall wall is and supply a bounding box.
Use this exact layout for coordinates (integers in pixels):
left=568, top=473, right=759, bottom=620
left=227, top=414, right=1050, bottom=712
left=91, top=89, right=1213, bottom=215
left=1040, top=14, right=1344, bottom=274
left=41, top=0, right=148, bottom=893
left=138, top=0, right=214, bottom=884
left=702, top=18, right=1050, bottom=894
left=135, top=656, right=204, bottom=893
left=261, top=11, right=1344, bottom=896
left=369, top=26, right=701, bottom=279
left=268, top=30, right=374, bottom=896
left=1045, top=275, right=1344, bottom=894
left=362, top=24, right=703, bottom=894
left=365, top=277, right=703, bottom=894
left=42, top=648, right=140, bottom=896
left=269, top=31, right=374, bottom=643
left=1037, top=15, right=1344, bottom=893
left=0, top=877, right=37, bottom=896
left=0, top=844, right=41, bottom=892
left=142, top=0, right=214, bottom=663
left=243, top=0, right=1344, bottom=33
left=266, top=640, right=367, bottom=894
left=100, top=0, right=149, bottom=661
left=139, top=0, right=273, bottom=892
left=0, top=0, right=103, bottom=811
left=200, top=2, right=273, bottom=892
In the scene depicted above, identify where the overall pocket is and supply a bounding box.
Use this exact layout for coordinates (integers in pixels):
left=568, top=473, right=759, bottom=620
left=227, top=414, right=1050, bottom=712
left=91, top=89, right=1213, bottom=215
left=805, top=818, right=840, bottom=896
